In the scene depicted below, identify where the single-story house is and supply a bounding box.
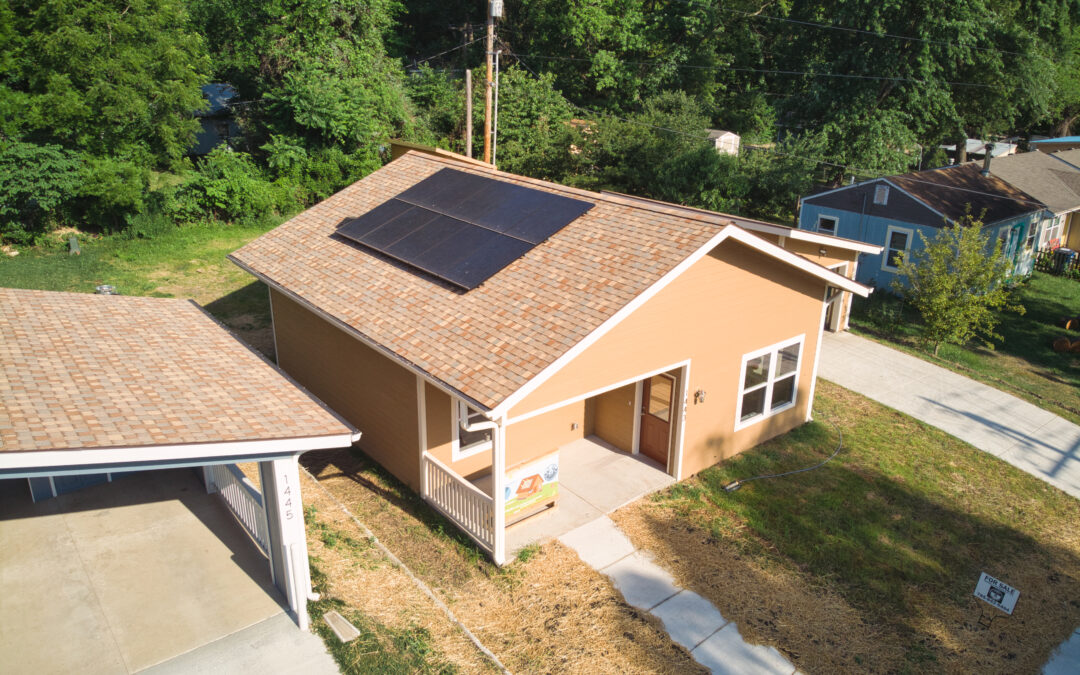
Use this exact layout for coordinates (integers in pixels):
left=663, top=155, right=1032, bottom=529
left=707, top=129, right=741, bottom=156
left=798, top=162, right=1045, bottom=288
left=0, top=288, right=357, bottom=630
left=984, top=150, right=1080, bottom=251
left=188, top=83, right=241, bottom=156
left=230, top=151, right=873, bottom=564
left=1031, top=136, right=1080, bottom=154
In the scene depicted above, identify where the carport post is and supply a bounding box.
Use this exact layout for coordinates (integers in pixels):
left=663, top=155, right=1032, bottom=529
left=259, top=455, right=313, bottom=630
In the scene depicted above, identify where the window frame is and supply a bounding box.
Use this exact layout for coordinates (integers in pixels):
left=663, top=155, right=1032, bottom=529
left=734, top=334, right=805, bottom=432
left=881, top=225, right=913, bottom=272
left=816, top=215, right=838, bottom=236
left=451, top=400, right=493, bottom=462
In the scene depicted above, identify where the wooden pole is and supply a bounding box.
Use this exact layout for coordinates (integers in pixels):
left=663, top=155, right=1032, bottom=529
left=465, top=69, right=473, bottom=158
left=483, top=3, right=494, bottom=164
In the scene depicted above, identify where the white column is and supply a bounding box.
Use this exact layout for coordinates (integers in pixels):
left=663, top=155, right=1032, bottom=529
left=259, top=455, right=312, bottom=630
left=492, top=418, right=507, bottom=565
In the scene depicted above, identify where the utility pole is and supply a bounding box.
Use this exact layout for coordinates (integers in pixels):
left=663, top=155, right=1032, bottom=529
left=465, top=69, right=473, bottom=158
left=483, top=1, right=502, bottom=164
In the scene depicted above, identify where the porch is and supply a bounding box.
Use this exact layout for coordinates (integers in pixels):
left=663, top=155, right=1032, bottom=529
left=423, top=435, right=674, bottom=562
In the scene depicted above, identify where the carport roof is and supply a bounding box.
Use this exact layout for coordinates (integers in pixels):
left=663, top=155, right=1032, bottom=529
left=0, top=288, right=353, bottom=454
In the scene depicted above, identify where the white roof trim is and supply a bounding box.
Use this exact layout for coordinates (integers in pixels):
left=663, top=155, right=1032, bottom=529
left=489, top=224, right=872, bottom=418
left=801, top=177, right=953, bottom=223
left=0, top=432, right=358, bottom=472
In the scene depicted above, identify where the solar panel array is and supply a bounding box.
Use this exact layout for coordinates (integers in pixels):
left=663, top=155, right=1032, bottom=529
left=336, top=168, right=594, bottom=290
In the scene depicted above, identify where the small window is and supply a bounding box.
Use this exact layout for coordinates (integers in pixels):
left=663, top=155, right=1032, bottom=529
left=736, top=337, right=804, bottom=429
left=816, top=216, right=837, bottom=235
left=883, top=226, right=911, bottom=270
left=453, top=401, right=493, bottom=461
left=874, top=184, right=890, bottom=205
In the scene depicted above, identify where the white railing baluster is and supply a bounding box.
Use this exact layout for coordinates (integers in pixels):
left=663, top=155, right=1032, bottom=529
left=208, top=463, right=270, bottom=555
left=421, top=452, right=494, bottom=553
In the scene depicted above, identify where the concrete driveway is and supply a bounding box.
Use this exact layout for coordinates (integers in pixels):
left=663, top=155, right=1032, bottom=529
left=0, top=469, right=336, bottom=674
left=820, top=332, right=1080, bottom=500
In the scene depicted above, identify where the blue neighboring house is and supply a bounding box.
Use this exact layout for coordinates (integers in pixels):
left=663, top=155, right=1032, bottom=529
left=797, top=162, right=1046, bottom=288
left=189, top=83, right=241, bottom=156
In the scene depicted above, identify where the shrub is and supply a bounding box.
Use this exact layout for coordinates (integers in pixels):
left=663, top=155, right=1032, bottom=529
left=0, top=140, right=81, bottom=244
left=172, top=147, right=291, bottom=224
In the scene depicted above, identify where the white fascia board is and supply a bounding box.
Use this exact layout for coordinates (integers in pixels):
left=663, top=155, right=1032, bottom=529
left=489, top=224, right=872, bottom=419
left=879, top=178, right=952, bottom=223
left=0, top=432, right=356, bottom=472
left=780, top=228, right=883, bottom=254
left=799, top=177, right=884, bottom=203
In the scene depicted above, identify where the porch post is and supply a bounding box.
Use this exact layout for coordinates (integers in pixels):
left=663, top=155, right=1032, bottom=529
left=259, top=455, right=313, bottom=630
left=492, top=418, right=507, bottom=565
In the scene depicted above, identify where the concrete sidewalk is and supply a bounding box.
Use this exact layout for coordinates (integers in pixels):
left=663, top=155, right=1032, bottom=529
left=560, top=517, right=796, bottom=675
left=820, top=332, right=1080, bottom=500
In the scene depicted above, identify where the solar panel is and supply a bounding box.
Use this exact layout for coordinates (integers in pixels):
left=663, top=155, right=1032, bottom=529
left=336, top=169, right=594, bottom=290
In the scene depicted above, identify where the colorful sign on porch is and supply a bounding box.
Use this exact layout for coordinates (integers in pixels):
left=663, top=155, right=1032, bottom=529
left=505, top=452, right=559, bottom=521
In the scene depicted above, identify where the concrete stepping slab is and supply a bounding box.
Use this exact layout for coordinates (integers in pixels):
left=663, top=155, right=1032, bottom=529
left=1043, top=628, right=1080, bottom=674
left=692, top=622, right=794, bottom=675
left=651, top=590, right=728, bottom=650
left=603, top=551, right=681, bottom=610
left=558, top=515, right=635, bottom=569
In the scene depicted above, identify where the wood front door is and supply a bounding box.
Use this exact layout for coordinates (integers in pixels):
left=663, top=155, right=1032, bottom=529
left=639, top=373, right=675, bottom=466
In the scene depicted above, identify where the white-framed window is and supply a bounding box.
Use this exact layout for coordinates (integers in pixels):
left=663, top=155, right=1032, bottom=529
left=1040, top=215, right=1064, bottom=249
left=874, top=184, right=890, bottom=205
left=882, top=225, right=913, bottom=271
left=452, top=400, right=493, bottom=461
left=816, top=215, right=838, bottom=235
left=735, top=335, right=805, bottom=431
left=1025, top=221, right=1037, bottom=250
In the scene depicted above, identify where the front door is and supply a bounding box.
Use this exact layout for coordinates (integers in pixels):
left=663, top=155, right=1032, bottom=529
left=639, top=373, right=675, bottom=466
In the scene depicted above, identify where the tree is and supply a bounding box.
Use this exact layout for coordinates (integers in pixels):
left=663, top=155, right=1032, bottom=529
left=892, top=216, right=1024, bottom=355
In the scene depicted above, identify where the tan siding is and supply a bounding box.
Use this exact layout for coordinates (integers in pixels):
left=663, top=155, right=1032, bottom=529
left=762, top=234, right=857, bottom=330
left=509, top=239, right=826, bottom=478
left=1066, top=212, right=1080, bottom=250
left=506, top=402, right=586, bottom=468
left=425, top=384, right=494, bottom=479
left=271, top=290, right=421, bottom=488
left=592, top=384, right=636, bottom=452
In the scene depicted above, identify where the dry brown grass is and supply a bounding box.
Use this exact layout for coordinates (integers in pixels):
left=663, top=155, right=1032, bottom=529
left=301, top=449, right=705, bottom=674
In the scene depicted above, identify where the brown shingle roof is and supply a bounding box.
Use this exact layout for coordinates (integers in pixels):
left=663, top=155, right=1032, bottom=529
left=231, top=152, right=739, bottom=410
left=0, top=289, right=352, bottom=453
left=889, top=162, right=1042, bottom=224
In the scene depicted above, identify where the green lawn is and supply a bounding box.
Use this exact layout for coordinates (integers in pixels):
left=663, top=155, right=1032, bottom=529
left=0, top=222, right=278, bottom=354
left=850, top=272, right=1080, bottom=424
left=615, top=380, right=1080, bottom=673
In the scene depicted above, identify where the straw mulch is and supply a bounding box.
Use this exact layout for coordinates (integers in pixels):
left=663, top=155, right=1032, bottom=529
left=612, top=492, right=1080, bottom=674
left=300, top=450, right=706, bottom=675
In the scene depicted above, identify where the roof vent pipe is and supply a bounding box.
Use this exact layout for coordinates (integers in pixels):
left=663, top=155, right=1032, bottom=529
left=982, top=144, right=994, bottom=176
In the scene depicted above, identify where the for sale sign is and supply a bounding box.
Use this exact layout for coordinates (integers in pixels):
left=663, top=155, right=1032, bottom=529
left=974, top=572, right=1020, bottom=615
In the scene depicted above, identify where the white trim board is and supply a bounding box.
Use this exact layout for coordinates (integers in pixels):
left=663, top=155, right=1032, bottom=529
left=491, top=225, right=870, bottom=419
left=0, top=433, right=357, bottom=473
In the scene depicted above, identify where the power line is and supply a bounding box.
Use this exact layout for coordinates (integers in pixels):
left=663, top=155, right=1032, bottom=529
left=510, top=52, right=998, bottom=89
left=410, top=36, right=486, bottom=67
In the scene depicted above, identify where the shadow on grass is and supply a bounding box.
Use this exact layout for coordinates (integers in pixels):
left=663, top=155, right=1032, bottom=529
left=637, top=418, right=1080, bottom=673
left=204, top=280, right=274, bottom=357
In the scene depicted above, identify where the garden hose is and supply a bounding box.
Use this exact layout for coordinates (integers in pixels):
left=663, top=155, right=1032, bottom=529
left=722, top=412, right=844, bottom=492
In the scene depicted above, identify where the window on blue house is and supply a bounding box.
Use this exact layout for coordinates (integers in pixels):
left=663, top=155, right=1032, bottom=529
left=883, top=226, right=912, bottom=270
left=816, top=216, right=837, bottom=235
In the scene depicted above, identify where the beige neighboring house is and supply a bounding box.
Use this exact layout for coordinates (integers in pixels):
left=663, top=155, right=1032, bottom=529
left=985, top=150, right=1080, bottom=253
left=230, top=151, right=875, bottom=564
left=707, top=129, right=741, bottom=155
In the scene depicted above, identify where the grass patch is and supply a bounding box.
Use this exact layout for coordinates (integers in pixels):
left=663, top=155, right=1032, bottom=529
left=309, top=559, right=458, bottom=675
left=615, top=380, right=1080, bottom=673
left=850, top=273, right=1080, bottom=424
left=0, top=220, right=280, bottom=354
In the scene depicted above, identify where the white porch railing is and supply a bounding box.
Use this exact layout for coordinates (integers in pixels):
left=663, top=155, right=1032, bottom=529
left=422, top=452, right=494, bottom=553
left=207, top=463, right=270, bottom=555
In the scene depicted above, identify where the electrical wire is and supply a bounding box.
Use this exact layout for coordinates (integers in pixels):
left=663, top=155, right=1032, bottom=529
left=721, top=411, right=844, bottom=492
left=410, top=35, right=486, bottom=67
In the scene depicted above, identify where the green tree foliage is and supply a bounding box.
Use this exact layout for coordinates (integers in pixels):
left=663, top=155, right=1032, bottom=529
left=170, top=147, right=288, bottom=224
left=1, top=0, right=210, bottom=162
left=892, top=216, right=1025, bottom=355
left=0, top=141, right=81, bottom=243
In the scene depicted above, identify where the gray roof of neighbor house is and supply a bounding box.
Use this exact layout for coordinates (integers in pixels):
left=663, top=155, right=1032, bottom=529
left=986, top=151, right=1080, bottom=215
left=804, top=163, right=1044, bottom=228
left=0, top=289, right=353, bottom=454
left=1052, top=149, right=1080, bottom=171
left=231, top=151, right=869, bottom=413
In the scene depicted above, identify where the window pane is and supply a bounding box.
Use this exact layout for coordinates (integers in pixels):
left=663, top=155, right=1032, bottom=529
left=771, top=376, right=796, bottom=410
left=818, top=218, right=836, bottom=234
left=889, top=231, right=907, bottom=250
left=744, top=354, right=770, bottom=388
left=648, top=375, right=672, bottom=422
left=459, top=407, right=492, bottom=451
left=776, top=343, right=800, bottom=377
left=741, top=388, right=766, bottom=421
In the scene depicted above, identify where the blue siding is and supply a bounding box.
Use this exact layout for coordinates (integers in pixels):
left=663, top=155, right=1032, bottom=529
left=799, top=201, right=1039, bottom=288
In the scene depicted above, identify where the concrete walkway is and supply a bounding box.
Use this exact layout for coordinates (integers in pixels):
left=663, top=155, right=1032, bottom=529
left=820, top=332, right=1080, bottom=500
left=560, top=517, right=796, bottom=675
